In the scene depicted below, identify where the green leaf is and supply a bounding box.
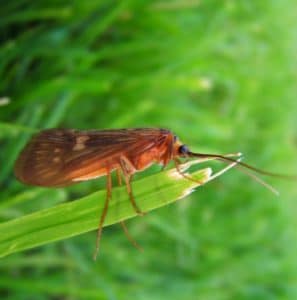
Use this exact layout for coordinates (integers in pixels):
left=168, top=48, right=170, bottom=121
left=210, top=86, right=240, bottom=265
left=0, top=160, right=236, bottom=258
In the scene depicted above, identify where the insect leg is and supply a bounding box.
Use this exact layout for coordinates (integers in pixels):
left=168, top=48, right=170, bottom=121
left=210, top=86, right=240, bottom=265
left=120, top=157, right=145, bottom=216
left=116, top=167, right=122, bottom=186
left=93, top=170, right=112, bottom=260
left=116, top=168, right=143, bottom=251
left=174, top=158, right=204, bottom=184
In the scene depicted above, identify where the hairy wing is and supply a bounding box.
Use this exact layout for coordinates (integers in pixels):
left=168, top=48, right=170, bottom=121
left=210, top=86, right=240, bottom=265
left=14, top=128, right=169, bottom=187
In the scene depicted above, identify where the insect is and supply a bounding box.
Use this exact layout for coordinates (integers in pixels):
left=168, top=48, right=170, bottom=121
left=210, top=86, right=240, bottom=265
left=14, top=128, right=294, bottom=259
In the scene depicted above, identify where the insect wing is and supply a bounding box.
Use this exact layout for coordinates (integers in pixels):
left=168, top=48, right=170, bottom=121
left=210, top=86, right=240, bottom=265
left=14, top=128, right=168, bottom=187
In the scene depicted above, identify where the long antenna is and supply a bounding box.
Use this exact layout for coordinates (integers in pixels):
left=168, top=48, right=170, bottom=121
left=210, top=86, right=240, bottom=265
left=187, top=152, right=296, bottom=195
left=188, top=152, right=297, bottom=180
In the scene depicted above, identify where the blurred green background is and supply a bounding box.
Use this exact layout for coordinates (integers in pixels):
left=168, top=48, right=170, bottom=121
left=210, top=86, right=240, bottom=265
left=1, top=1, right=297, bottom=299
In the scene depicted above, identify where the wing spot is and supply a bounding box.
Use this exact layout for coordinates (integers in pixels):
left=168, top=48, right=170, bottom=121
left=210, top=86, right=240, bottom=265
left=53, top=157, right=61, bottom=163
left=73, top=136, right=90, bottom=151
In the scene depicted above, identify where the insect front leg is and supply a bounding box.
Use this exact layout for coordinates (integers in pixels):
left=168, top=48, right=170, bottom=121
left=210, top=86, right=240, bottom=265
left=119, top=156, right=145, bottom=216
left=174, top=158, right=204, bottom=185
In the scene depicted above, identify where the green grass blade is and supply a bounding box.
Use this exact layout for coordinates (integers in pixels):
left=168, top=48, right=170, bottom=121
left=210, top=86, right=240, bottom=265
left=0, top=163, right=217, bottom=258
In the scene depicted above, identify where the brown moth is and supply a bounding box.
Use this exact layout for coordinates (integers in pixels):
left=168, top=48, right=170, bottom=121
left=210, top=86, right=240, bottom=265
left=14, top=128, right=294, bottom=259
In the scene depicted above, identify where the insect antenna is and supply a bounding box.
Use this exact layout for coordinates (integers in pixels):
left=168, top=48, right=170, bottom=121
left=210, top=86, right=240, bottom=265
left=187, top=152, right=296, bottom=195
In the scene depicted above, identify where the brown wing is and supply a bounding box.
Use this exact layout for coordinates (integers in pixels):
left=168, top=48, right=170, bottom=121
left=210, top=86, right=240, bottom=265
left=14, top=128, right=171, bottom=187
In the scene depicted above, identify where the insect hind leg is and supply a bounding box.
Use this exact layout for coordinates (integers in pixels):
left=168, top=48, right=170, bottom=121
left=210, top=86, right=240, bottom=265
left=120, top=156, right=145, bottom=216
left=116, top=168, right=143, bottom=251
left=93, top=170, right=112, bottom=260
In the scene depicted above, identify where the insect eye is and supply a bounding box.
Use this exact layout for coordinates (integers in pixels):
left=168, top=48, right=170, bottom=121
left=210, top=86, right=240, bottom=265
left=178, top=144, right=189, bottom=155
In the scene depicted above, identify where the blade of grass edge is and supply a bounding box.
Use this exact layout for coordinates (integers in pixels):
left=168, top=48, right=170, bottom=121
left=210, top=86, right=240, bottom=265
left=0, top=161, right=235, bottom=258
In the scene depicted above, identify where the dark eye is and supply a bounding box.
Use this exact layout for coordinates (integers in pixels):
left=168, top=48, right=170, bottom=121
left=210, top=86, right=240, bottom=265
left=178, top=144, right=189, bottom=155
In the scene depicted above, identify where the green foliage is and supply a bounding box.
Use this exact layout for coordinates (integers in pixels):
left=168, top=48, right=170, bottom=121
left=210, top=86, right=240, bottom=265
left=0, top=0, right=296, bottom=299
left=0, top=165, right=211, bottom=258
